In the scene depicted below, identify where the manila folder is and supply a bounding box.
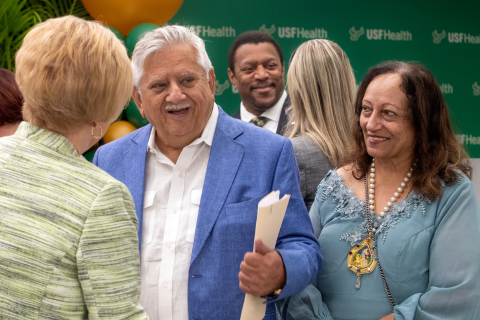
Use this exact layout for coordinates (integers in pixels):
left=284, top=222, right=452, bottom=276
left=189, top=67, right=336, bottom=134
left=239, top=191, right=290, bottom=320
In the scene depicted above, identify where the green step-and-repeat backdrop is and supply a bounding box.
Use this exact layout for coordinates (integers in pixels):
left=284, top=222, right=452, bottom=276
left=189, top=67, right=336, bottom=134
left=167, top=0, right=480, bottom=157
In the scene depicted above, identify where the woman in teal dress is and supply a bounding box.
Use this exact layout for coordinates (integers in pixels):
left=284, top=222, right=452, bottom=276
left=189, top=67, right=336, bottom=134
left=0, top=17, right=148, bottom=319
left=278, top=61, right=480, bottom=320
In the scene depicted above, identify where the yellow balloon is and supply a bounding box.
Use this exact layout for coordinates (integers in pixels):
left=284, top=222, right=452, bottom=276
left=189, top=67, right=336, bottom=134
left=81, top=0, right=184, bottom=36
left=103, top=121, right=137, bottom=143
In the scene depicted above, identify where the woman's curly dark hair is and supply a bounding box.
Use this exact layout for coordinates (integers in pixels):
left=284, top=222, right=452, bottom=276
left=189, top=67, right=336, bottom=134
left=343, top=61, right=471, bottom=200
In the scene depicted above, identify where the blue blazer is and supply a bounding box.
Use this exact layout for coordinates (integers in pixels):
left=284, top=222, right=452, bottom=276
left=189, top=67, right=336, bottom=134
left=93, top=107, right=322, bottom=320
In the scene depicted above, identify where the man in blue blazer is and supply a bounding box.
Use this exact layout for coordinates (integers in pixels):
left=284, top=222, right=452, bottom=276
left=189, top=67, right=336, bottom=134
left=94, top=25, right=321, bottom=320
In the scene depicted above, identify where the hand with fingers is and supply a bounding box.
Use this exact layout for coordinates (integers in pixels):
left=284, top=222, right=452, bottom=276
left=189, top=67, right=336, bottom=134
left=238, top=239, right=286, bottom=297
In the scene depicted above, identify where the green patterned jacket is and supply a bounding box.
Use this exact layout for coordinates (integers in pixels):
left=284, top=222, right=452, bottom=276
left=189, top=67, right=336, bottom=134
left=0, top=122, right=148, bottom=319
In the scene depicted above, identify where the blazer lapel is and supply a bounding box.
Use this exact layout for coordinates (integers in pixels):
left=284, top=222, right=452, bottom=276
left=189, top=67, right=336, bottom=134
left=232, top=110, right=241, bottom=119
left=190, top=109, right=244, bottom=264
left=276, top=94, right=291, bottom=135
left=123, top=124, right=151, bottom=249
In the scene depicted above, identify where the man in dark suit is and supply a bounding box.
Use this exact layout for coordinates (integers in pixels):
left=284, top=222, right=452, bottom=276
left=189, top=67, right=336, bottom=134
left=228, top=31, right=290, bottom=135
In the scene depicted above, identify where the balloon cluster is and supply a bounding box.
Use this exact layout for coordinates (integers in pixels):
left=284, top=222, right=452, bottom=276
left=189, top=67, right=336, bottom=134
left=81, top=0, right=183, bottom=36
left=80, top=0, right=184, bottom=160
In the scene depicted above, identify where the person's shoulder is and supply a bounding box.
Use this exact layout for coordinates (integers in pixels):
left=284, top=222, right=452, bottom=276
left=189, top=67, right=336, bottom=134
left=231, top=109, right=241, bottom=119
left=336, top=164, right=359, bottom=186
left=62, top=154, right=131, bottom=198
left=243, top=121, right=285, bottom=140
left=441, top=169, right=474, bottom=196
left=453, top=169, right=471, bottom=185
left=430, top=168, right=480, bottom=221
left=314, top=169, right=346, bottom=203
left=220, top=111, right=288, bottom=147
left=95, top=125, right=151, bottom=163
left=290, top=135, right=323, bottom=154
left=101, top=125, right=151, bottom=151
left=242, top=123, right=289, bottom=151
left=75, top=155, right=124, bottom=182
left=290, top=135, right=307, bottom=146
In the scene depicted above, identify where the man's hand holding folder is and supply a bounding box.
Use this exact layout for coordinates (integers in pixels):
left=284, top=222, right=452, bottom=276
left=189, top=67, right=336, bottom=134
left=239, top=238, right=286, bottom=296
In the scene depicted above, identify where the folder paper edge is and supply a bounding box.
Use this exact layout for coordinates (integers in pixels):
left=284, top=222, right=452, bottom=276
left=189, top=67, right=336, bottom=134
left=240, top=192, right=290, bottom=320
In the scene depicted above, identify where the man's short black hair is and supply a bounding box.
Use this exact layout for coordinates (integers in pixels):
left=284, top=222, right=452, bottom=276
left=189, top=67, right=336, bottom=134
left=228, top=31, right=284, bottom=74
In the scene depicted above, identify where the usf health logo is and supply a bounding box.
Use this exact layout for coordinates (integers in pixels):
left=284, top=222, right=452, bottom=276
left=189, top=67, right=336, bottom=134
left=349, top=26, right=364, bottom=41
left=349, top=26, right=411, bottom=41
left=432, top=30, right=446, bottom=44
left=473, top=82, right=480, bottom=96
left=259, top=24, right=276, bottom=35
left=440, top=83, right=453, bottom=94
left=262, top=24, right=327, bottom=39
left=190, top=25, right=236, bottom=38
left=433, top=30, right=480, bottom=44
left=215, top=80, right=230, bottom=96
left=456, top=134, right=480, bottom=145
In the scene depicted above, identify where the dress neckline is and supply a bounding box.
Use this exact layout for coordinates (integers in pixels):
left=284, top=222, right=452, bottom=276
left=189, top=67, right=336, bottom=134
left=332, top=169, right=414, bottom=213
left=318, top=170, right=428, bottom=245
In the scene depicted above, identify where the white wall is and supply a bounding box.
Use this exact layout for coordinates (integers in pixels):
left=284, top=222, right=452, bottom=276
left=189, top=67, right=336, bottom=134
left=472, top=159, right=480, bottom=202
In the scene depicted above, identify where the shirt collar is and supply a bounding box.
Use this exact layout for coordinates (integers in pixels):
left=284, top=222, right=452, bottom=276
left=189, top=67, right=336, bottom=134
left=15, top=121, right=79, bottom=157
left=147, top=103, right=219, bottom=154
left=240, top=90, right=287, bottom=123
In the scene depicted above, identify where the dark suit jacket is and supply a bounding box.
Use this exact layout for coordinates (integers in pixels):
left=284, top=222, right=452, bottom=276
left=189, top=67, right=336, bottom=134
left=93, top=106, right=321, bottom=320
left=232, top=95, right=290, bottom=135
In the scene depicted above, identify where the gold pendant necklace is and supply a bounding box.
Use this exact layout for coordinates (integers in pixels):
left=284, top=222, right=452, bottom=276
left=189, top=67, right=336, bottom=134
left=347, top=159, right=413, bottom=290
left=347, top=232, right=378, bottom=289
left=347, top=162, right=379, bottom=290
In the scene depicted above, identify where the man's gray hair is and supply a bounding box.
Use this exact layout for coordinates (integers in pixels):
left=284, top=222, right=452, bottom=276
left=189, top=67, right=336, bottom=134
left=132, top=25, right=213, bottom=94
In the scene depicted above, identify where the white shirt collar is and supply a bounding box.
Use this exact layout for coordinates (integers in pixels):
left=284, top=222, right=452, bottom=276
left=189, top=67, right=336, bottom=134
left=239, top=90, right=287, bottom=123
left=147, top=103, right=219, bottom=154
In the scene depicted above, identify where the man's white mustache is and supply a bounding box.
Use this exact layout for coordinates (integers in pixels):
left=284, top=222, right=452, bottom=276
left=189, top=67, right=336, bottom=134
left=165, top=104, right=190, bottom=110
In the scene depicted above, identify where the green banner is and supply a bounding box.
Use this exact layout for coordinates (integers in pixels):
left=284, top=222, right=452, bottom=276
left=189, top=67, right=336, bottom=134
left=169, top=0, right=480, bottom=157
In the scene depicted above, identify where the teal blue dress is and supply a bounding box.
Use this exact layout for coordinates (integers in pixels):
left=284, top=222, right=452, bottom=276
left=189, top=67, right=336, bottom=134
left=278, top=170, right=480, bottom=320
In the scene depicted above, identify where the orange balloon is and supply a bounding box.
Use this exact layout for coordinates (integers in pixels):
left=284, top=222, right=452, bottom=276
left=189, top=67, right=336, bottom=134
left=103, top=121, right=137, bottom=143
left=81, top=0, right=184, bottom=36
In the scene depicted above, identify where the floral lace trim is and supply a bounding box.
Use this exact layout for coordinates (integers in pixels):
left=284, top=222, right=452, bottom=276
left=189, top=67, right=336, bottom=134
left=318, top=170, right=431, bottom=246
left=318, top=171, right=364, bottom=220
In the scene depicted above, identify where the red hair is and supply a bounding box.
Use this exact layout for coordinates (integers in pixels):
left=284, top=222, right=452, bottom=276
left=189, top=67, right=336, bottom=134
left=0, top=68, right=23, bottom=126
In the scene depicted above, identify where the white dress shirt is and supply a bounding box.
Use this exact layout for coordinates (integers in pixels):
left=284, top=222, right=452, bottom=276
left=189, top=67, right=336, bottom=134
left=139, top=104, right=219, bottom=320
left=240, top=90, right=287, bottom=133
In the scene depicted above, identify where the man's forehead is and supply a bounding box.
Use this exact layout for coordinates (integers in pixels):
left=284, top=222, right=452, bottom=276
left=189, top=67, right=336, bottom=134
left=235, top=42, right=280, bottom=65
left=145, top=43, right=195, bottom=63
left=143, top=47, right=201, bottom=72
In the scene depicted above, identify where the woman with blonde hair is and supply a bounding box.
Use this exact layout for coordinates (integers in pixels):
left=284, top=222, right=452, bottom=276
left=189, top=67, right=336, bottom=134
left=285, top=39, right=356, bottom=210
left=0, top=16, right=148, bottom=319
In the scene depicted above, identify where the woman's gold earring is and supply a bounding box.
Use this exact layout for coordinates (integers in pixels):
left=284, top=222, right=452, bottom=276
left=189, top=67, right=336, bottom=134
left=91, top=126, right=103, bottom=139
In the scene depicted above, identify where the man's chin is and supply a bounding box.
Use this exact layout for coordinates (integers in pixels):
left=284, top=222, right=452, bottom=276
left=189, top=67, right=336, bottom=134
left=251, top=98, right=278, bottom=111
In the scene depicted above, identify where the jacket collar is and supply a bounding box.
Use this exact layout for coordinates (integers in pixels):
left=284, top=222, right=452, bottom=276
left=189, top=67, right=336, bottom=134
left=190, top=107, right=244, bottom=264
left=16, top=121, right=80, bottom=157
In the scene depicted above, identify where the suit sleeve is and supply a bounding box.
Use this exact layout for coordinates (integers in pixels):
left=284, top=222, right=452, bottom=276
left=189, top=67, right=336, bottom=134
left=393, top=180, right=480, bottom=320
left=270, top=139, right=323, bottom=302
left=76, top=182, right=148, bottom=319
left=276, top=196, right=333, bottom=320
